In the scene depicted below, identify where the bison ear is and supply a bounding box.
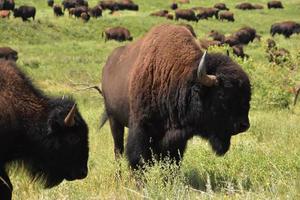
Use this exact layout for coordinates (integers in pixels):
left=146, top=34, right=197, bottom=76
left=197, top=51, right=218, bottom=87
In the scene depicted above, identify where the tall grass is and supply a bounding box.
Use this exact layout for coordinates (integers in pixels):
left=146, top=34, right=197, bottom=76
left=1, top=0, right=300, bottom=199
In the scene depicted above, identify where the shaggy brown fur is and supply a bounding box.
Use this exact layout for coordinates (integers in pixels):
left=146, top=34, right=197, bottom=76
left=102, top=26, right=133, bottom=42
left=101, top=24, right=251, bottom=168
left=214, top=3, right=229, bottom=10
left=270, top=21, right=300, bottom=38
left=208, top=30, right=225, bottom=43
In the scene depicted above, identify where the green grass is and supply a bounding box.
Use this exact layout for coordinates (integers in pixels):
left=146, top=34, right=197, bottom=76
left=1, top=0, right=300, bottom=199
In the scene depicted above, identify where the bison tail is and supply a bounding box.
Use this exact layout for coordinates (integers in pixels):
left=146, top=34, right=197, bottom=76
left=99, top=109, right=108, bottom=129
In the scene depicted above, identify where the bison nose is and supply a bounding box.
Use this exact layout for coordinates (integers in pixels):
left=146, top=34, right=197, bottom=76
left=77, top=167, right=88, bottom=179
left=238, top=121, right=249, bottom=133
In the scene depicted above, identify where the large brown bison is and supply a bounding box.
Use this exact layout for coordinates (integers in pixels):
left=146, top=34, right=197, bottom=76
left=117, top=0, right=139, bottom=11
left=175, top=9, right=198, bottom=22
left=99, top=0, right=118, bottom=13
left=100, top=24, right=251, bottom=168
left=47, top=0, right=54, bottom=7
left=267, top=1, right=283, bottom=9
left=62, top=0, right=87, bottom=11
left=13, top=5, right=36, bottom=21
left=0, top=61, right=89, bottom=200
left=234, top=26, right=260, bottom=45
left=102, top=26, right=133, bottom=42
left=270, top=21, right=300, bottom=38
left=235, top=3, right=263, bottom=10
left=0, top=0, right=14, bottom=11
left=0, top=47, right=18, bottom=61
left=219, top=11, right=234, bottom=22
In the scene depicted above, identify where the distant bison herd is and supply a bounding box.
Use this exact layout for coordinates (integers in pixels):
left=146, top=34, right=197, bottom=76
left=0, top=0, right=300, bottom=200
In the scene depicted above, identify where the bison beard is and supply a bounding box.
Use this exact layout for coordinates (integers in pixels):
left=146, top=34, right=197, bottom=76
left=0, top=61, right=89, bottom=199
left=101, top=24, right=251, bottom=169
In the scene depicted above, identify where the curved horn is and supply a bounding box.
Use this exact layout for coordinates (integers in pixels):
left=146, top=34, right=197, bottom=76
left=64, top=104, right=76, bottom=127
left=197, top=51, right=218, bottom=87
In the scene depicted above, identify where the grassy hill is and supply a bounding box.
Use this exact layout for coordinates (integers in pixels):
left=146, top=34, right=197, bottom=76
left=1, top=0, right=300, bottom=199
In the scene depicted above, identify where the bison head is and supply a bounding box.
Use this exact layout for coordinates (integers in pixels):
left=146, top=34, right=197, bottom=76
left=30, top=101, right=89, bottom=188
left=193, top=52, right=251, bottom=155
left=13, top=8, right=20, bottom=17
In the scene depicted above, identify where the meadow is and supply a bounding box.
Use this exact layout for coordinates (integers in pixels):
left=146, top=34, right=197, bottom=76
left=1, top=0, right=300, bottom=199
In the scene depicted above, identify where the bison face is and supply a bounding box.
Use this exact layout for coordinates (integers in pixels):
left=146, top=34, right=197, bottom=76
left=13, top=8, right=20, bottom=17
left=36, top=103, right=89, bottom=188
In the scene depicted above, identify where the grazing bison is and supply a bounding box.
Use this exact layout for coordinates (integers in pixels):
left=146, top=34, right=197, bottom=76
left=235, top=2, right=262, bottom=10
left=0, top=47, right=18, bottom=61
left=199, top=39, right=222, bottom=49
left=267, top=1, right=283, bottom=9
left=175, top=9, right=198, bottom=22
left=81, top=12, right=90, bottom=22
left=170, top=2, right=178, bottom=10
left=0, top=61, right=89, bottom=200
left=0, top=0, right=14, bottom=11
left=270, top=21, right=300, bottom=38
left=13, top=6, right=36, bottom=21
left=89, top=5, right=102, bottom=18
left=234, top=26, right=260, bottom=45
left=208, top=30, right=225, bottom=43
left=214, top=3, right=229, bottom=11
left=224, top=35, right=240, bottom=47
left=53, top=4, right=64, bottom=16
left=150, top=10, right=168, bottom=17
left=102, top=26, right=133, bottom=42
left=0, top=10, right=10, bottom=18
left=117, top=0, right=139, bottom=11
left=219, top=11, right=234, bottom=22
left=47, top=0, right=54, bottom=7
left=100, top=24, right=251, bottom=169
left=196, top=7, right=219, bottom=20
left=62, top=0, right=87, bottom=11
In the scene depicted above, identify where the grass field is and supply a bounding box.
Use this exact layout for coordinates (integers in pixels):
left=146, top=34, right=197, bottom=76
left=1, top=0, right=300, bottom=199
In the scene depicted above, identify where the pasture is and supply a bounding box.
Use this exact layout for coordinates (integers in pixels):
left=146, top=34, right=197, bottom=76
left=1, top=0, right=300, bottom=199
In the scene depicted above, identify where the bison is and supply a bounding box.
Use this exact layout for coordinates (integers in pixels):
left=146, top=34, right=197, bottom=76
left=0, top=47, right=18, bottom=61
left=224, top=35, right=240, bottom=47
left=13, top=6, right=36, bottom=21
left=208, top=30, right=225, bottom=43
left=196, top=7, right=219, bottom=20
left=219, top=11, right=234, bottom=22
left=71, top=6, right=88, bottom=18
left=53, top=4, right=64, bottom=16
left=266, top=39, right=290, bottom=64
left=150, top=10, right=169, bottom=17
left=233, top=26, right=260, bottom=45
left=175, top=9, right=198, bottom=22
left=0, top=10, right=10, bottom=18
left=214, top=3, right=229, bottom=11
left=100, top=24, right=251, bottom=169
left=102, top=26, right=133, bottom=42
left=81, top=12, right=90, bottom=22
left=0, top=60, right=89, bottom=200
left=0, top=0, right=14, bottom=11
left=47, top=0, right=54, bottom=7
left=117, top=0, right=139, bottom=11
left=267, top=1, right=283, bottom=9
left=270, top=21, right=300, bottom=38
left=89, top=5, right=102, bottom=18
left=99, top=0, right=118, bottom=13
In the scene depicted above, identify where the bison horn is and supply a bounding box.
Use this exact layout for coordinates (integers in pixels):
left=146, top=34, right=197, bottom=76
left=197, top=51, right=218, bottom=87
left=64, top=104, right=76, bottom=127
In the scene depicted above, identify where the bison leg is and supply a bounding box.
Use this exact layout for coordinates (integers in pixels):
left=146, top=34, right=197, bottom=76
left=108, top=117, right=124, bottom=159
left=126, top=126, right=155, bottom=169
left=0, top=168, right=12, bottom=200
